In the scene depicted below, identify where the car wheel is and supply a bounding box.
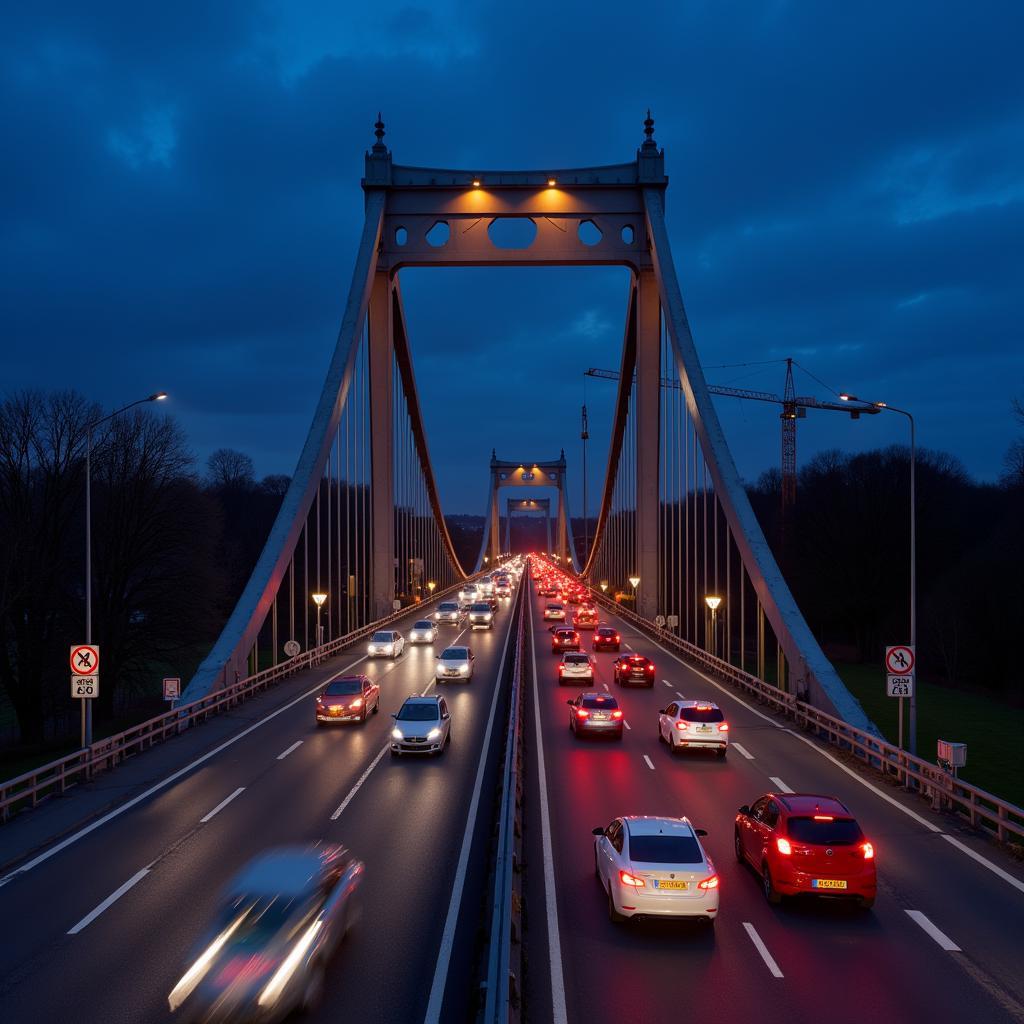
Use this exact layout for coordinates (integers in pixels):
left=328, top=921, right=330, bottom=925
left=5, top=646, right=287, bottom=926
left=594, top=847, right=601, bottom=880
left=373, top=697, right=380, bottom=715
left=717, top=747, right=727, bottom=759
left=734, top=829, right=744, bottom=863
left=859, top=896, right=875, bottom=910
left=390, top=748, right=400, bottom=757
left=657, top=724, right=663, bottom=743
left=445, top=732, right=451, bottom=747
left=361, top=707, right=367, bottom=722
left=608, top=887, right=626, bottom=924
left=762, top=863, right=781, bottom=905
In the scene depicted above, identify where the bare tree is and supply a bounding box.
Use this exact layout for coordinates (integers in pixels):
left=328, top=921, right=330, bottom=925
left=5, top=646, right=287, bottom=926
left=206, top=448, right=255, bottom=490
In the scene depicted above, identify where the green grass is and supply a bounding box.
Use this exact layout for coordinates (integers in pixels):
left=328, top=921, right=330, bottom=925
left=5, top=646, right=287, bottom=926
left=834, top=662, right=1024, bottom=809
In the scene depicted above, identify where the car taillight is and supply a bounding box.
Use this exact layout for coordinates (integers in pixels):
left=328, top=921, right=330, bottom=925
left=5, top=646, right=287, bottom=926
left=614, top=634, right=620, bottom=642
left=611, top=710, right=623, bottom=719
left=862, top=842, right=875, bottom=860
left=776, top=837, right=792, bottom=856
left=698, top=874, right=719, bottom=890
left=576, top=708, right=590, bottom=719
left=619, top=870, right=645, bottom=887
left=718, top=722, right=729, bottom=732
left=558, top=665, right=564, bottom=673
left=676, top=721, right=688, bottom=731
left=646, top=664, right=655, bottom=673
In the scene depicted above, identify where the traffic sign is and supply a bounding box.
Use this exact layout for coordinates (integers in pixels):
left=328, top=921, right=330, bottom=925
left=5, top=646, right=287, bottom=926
left=655, top=615, right=666, bottom=627
left=71, top=675, right=98, bottom=698
left=283, top=640, right=301, bottom=658
left=887, top=675, right=913, bottom=698
left=162, top=677, right=181, bottom=701
left=666, top=615, right=679, bottom=628
left=70, top=644, right=100, bottom=675
left=884, top=645, right=915, bottom=675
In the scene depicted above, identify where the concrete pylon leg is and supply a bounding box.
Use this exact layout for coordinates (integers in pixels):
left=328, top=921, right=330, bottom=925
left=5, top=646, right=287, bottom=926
left=556, top=486, right=568, bottom=564
left=369, top=272, right=396, bottom=618
left=546, top=514, right=552, bottom=555
left=488, top=475, right=500, bottom=563
left=635, top=269, right=661, bottom=618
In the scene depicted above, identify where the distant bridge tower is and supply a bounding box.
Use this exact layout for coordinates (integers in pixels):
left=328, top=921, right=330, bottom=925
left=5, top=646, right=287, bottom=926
left=504, top=497, right=552, bottom=554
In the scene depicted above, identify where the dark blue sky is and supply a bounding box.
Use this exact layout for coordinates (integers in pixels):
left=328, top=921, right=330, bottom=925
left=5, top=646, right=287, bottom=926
left=4, top=3, right=1022, bottom=512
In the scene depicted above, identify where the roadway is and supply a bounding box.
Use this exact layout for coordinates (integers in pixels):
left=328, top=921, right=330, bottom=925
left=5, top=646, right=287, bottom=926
left=521, top=572, right=1024, bottom=1024
left=0, top=582, right=523, bottom=1023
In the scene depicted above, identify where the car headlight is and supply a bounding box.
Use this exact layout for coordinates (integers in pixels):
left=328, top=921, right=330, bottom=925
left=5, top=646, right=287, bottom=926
left=435, top=612, right=441, bottom=619
left=460, top=664, right=469, bottom=675
left=427, top=728, right=441, bottom=740
left=383, top=644, right=394, bottom=654
left=484, top=613, right=492, bottom=621
left=392, top=728, right=404, bottom=740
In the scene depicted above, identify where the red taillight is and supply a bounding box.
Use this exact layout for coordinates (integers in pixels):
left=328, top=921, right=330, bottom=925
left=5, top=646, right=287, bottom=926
left=698, top=874, right=719, bottom=890
left=576, top=708, right=590, bottom=719
left=619, top=870, right=645, bottom=888
left=646, top=664, right=655, bottom=673
left=718, top=722, right=729, bottom=732
left=676, top=721, right=688, bottom=731
left=615, top=635, right=620, bottom=642
left=611, top=710, right=623, bottom=719
left=557, top=665, right=564, bottom=673
left=862, top=842, right=875, bottom=860
left=776, top=837, right=792, bottom=856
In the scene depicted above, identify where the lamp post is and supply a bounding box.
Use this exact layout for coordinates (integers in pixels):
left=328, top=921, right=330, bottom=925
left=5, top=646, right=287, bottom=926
left=82, top=391, right=167, bottom=748
left=705, top=595, right=723, bottom=658
left=312, top=592, right=327, bottom=662
left=841, top=393, right=917, bottom=754
left=427, top=580, right=437, bottom=596
left=628, top=576, right=640, bottom=607
left=600, top=580, right=608, bottom=593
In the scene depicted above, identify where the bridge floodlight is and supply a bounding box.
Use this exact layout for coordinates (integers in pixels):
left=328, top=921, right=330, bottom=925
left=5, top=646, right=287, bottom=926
left=311, top=592, right=327, bottom=607
left=600, top=581, right=608, bottom=592
left=472, top=178, right=481, bottom=188
left=547, top=178, right=556, bottom=187
left=628, top=576, right=641, bottom=589
left=705, top=595, right=722, bottom=611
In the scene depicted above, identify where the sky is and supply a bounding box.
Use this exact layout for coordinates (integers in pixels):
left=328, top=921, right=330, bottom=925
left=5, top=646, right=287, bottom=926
left=3, top=1, right=1023, bottom=513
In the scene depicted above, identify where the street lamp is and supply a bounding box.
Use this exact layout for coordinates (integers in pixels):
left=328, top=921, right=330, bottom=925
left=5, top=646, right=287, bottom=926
left=628, top=575, right=641, bottom=590
left=82, top=391, right=167, bottom=748
left=312, top=592, right=327, bottom=659
left=600, top=580, right=609, bottom=593
left=705, top=595, right=722, bottom=658
left=427, top=580, right=437, bottom=595
left=841, top=392, right=917, bottom=753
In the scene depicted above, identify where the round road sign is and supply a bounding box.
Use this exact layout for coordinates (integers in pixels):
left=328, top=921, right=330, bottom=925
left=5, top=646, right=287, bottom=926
left=70, top=644, right=100, bottom=675
left=885, top=645, right=915, bottom=675
left=284, top=640, right=301, bottom=658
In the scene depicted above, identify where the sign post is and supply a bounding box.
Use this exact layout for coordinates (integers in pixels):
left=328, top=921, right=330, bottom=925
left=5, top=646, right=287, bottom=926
left=884, top=645, right=915, bottom=751
left=70, top=644, right=100, bottom=747
left=162, top=677, right=181, bottom=705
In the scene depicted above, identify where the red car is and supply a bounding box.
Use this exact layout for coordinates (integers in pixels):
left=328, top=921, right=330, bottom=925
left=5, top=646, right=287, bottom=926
left=573, top=607, right=597, bottom=629
left=734, top=793, right=876, bottom=909
left=592, top=625, right=621, bottom=651
left=612, top=653, right=656, bottom=687
left=551, top=627, right=581, bottom=653
left=315, top=674, right=380, bottom=724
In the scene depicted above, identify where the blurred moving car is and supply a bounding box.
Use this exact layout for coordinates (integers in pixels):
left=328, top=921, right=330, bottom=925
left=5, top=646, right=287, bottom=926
left=168, top=844, right=363, bottom=1021
left=734, top=794, right=876, bottom=908
left=592, top=816, right=718, bottom=924
left=435, top=646, right=475, bottom=681
left=592, top=625, right=621, bottom=652
left=315, top=675, right=380, bottom=724
left=367, top=630, right=405, bottom=658
left=568, top=692, right=624, bottom=739
left=657, top=700, right=729, bottom=757
left=557, top=651, right=594, bottom=684
left=612, top=653, right=656, bottom=687
left=391, top=695, right=451, bottom=756
left=434, top=601, right=464, bottom=625
left=409, top=619, right=438, bottom=644
left=573, top=607, right=597, bottom=629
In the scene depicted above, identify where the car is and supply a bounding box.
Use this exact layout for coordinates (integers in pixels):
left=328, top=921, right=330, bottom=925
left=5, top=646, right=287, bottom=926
left=458, top=583, right=480, bottom=608
left=367, top=630, right=405, bottom=658
left=168, top=844, right=363, bottom=1021
left=543, top=602, right=566, bottom=621
left=315, top=675, right=380, bottom=724
left=551, top=627, right=581, bottom=653
left=434, top=601, right=464, bottom=625
left=735, top=794, right=876, bottom=908
left=538, top=584, right=558, bottom=598
left=658, top=700, right=729, bottom=756
left=496, top=582, right=512, bottom=598
left=592, top=625, right=621, bottom=651
left=409, top=619, right=438, bottom=644
left=568, top=692, right=623, bottom=738
left=479, top=576, right=495, bottom=597
left=391, top=695, right=451, bottom=756
left=612, top=653, right=655, bottom=687
left=573, top=607, right=597, bottom=629
left=435, top=645, right=475, bottom=681
left=566, top=590, right=583, bottom=605
left=468, top=602, right=495, bottom=629
left=557, top=651, right=594, bottom=684
left=592, top=816, right=718, bottom=924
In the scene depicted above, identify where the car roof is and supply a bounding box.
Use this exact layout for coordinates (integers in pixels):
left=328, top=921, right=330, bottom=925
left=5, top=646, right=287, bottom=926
left=228, top=849, right=326, bottom=898
left=440, top=646, right=469, bottom=656
left=413, top=619, right=433, bottom=626
left=774, top=794, right=851, bottom=816
left=674, top=699, right=721, bottom=709
left=622, top=815, right=696, bottom=836
left=402, top=695, right=442, bottom=706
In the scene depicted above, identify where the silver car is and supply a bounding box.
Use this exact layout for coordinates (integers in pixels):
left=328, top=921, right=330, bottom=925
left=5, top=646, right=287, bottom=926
left=658, top=699, right=730, bottom=757
left=391, top=695, right=451, bottom=756
left=409, top=619, right=437, bottom=644
left=435, top=645, right=475, bottom=681
left=434, top=601, right=464, bottom=625
left=367, top=629, right=405, bottom=658
left=557, top=651, right=594, bottom=684
left=458, top=583, right=480, bottom=609
left=468, top=602, right=495, bottom=630
left=168, top=844, right=363, bottom=1021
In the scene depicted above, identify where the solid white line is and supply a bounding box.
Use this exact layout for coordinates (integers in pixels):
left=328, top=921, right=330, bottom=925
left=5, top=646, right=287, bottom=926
left=940, top=835, right=1024, bottom=896
left=743, top=922, right=784, bottom=978
left=602, top=682, right=610, bottom=692
left=905, top=910, right=961, bottom=951
left=0, top=656, right=368, bottom=886
left=330, top=743, right=390, bottom=820
left=199, top=787, right=245, bottom=823
left=769, top=776, right=794, bottom=793
left=643, top=755, right=655, bottom=770
left=276, top=740, right=303, bottom=761
left=67, top=867, right=150, bottom=934
left=731, top=743, right=755, bottom=760
left=423, top=590, right=521, bottom=1024
left=623, top=720, right=631, bottom=731
left=524, top=599, right=569, bottom=1024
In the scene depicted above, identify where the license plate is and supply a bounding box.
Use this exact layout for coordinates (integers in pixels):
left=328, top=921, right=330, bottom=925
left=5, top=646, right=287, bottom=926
left=653, top=880, right=688, bottom=890
left=811, top=879, right=848, bottom=890
left=592, top=713, right=608, bottom=720
left=330, top=708, right=343, bottom=716
left=631, top=671, right=645, bottom=678
left=447, top=670, right=460, bottom=676
left=698, top=725, right=711, bottom=733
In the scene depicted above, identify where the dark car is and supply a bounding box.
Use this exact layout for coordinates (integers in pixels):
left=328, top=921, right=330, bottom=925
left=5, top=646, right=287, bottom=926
left=612, top=653, right=656, bottom=687
left=551, top=627, right=581, bottom=653
left=592, top=625, right=621, bottom=651
left=315, top=675, right=380, bottom=724
left=567, top=691, right=624, bottom=739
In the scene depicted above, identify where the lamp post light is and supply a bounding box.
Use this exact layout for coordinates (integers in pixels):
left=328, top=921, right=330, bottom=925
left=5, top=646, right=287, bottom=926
left=840, top=392, right=917, bottom=754
left=600, top=580, right=609, bottom=593
left=82, top=391, right=167, bottom=748
left=628, top=576, right=640, bottom=607
left=312, top=592, right=327, bottom=662
left=705, top=595, right=723, bottom=658
left=427, top=580, right=437, bottom=596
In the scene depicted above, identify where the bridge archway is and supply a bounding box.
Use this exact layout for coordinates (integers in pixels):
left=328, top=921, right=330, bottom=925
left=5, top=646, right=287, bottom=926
left=504, top=497, right=551, bottom=555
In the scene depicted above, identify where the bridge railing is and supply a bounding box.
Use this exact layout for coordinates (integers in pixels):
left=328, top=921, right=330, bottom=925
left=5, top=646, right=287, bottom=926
left=578, top=579, right=1024, bottom=847
left=0, top=573, right=483, bottom=824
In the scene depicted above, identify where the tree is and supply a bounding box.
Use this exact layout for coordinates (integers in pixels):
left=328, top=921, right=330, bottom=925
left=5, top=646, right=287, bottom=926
left=206, top=448, right=255, bottom=490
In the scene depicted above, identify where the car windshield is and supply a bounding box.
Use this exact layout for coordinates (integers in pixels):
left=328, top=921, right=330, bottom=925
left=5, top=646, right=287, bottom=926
left=471, top=603, right=491, bottom=611
left=679, top=706, right=724, bottom=723
left=628, top=834, right=703, bottom=864
left=413, top=620, right=433, bottom=629
left=397, top=703, right=440, bottom=721
left=371, top=632, right=393, bottom=642
left=439, top=603, right=458, bottom=611
left=441, top=648, right=468, bottom=660
left=786, top=817, right=864, bottom=845
left=222, top=894, right=318, bottom=949
left=564, top=654, right=589, bottom=665
left=324, top=680, right=362, bottom=696
left=582, top=695, right=617, bottom=709
left=597, top=628, right=615, bottom=636
left=548, top=604, right=563, bottom=610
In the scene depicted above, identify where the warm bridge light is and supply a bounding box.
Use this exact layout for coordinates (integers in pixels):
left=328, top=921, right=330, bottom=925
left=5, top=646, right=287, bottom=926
left=311, top=592, right=327, bottom=607
left=547, top=177, right=557, bottom=187
left=472, top=178, right=481, bottom=187
left=628, top=576, right=641, bottom=589
left=705, top=595, right=722, bottom=611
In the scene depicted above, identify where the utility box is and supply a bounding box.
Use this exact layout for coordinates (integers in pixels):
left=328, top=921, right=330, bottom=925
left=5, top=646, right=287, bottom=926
left=937, top=740, right=967, bottom=769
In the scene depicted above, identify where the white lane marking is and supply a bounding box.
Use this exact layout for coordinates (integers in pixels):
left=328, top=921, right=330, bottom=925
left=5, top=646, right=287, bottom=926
left=623, top=642, right=632, bottom=650
left=67, top=867, right=150, bottom=935
left=643, top=755, right=655, bottom=771
left=330, top=743, right=390, bottom=820
left=524, top=599, right=569, bottom=1024
left=0, top=656, right=368, bottom=886
left=731, top=743, right=755, bottom=760
left=602, top=682, right=610, bottom=692
left=276, top=740, right=303, bottom=761
left=676, top=691, right=686, bottom=700
left=199, top=787, right=245, bottom=823
left=905, top=910, right=961, bottom=951
left=769, top=776, right=794, bottom=793
left=662, top=679, right=672, bottom=688
left=940, top=835, right=1024, bottom=896
left=623, top=720, right=632, bottom=731
left=743, top=922, right=784, bottom=978
left=424, top=590, right=521, bottom=1024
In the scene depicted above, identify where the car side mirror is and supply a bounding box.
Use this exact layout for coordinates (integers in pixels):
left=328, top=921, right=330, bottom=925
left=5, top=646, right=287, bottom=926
left=658, top=709, right=666, bottom=715
left=591, top=827, right=605, bottom=836
left=738, top=805, right=750, bottom=816
left=566, top=699, right=573, bottom=706
left=695, top=829, right=708, bottom=837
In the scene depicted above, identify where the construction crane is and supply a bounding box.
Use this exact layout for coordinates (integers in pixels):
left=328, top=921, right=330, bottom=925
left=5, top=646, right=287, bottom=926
left=584, top=360, right=878, bottom=513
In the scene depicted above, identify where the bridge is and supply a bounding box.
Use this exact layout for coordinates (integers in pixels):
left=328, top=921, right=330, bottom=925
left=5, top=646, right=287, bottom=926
left=0, top=118, right=1022, bottom=1024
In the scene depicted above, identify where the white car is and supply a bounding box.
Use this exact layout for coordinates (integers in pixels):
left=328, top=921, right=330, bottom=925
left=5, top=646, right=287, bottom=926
left=458, top=583, right=480, bottom=609
left=409, top=619, right=437, bottom=644
left=468, top=602, right=495, bottom=630
left=543, top=603, right=566, bottom=621
left=658, top=700, right=729, bottom=757
left=434, top=601, right=464, bottom=625
left=479, top=576, right=495, bottom=597
left=367, top=630, right=405, bottom=658
left=593, top=816, right=719, bottom=923
left=435, top=646, right=474, bottom=682
left=557, top=652, right=594, bottom=685
left=391, top=695, right=451, bottom=756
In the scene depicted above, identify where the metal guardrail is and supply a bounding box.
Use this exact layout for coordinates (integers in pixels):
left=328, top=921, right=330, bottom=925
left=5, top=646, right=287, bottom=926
left=0, top=573, right=486, bottom=823
left=541, top=560, right=1024, bottom=847
left=482, top=574, right=527, bottom=1023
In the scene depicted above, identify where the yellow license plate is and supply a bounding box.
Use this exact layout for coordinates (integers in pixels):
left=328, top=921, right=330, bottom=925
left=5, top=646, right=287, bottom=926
left=330, top=708, right=343, bottom=715
left=654, top=880, right=688, bottom=890
left=812, top=879, right=847, bottom=890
